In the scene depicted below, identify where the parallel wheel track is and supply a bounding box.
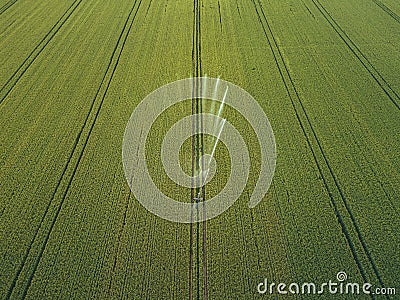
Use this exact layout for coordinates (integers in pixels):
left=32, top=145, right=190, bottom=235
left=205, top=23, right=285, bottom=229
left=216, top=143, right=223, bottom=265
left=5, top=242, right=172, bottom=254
left=5, top=1, right=142, bottom=298
left=309, top=0, right=400, bottom=111
left=0, top=0, right=83, bottom=105
left=372, top=0, right=400, bottom=23
left=0, top=0, right=17, bottom=15
left=309, top=0, right=392, bottom=295
left=190, top=0, right=208, bottom=299
left=252, top=0, right=388, bottom=298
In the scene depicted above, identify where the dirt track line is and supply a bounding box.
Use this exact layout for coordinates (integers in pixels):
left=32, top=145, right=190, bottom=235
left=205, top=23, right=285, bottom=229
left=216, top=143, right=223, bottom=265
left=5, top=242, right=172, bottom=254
left=309, top=0, right=392, bottom=292
left=196, top=1, right=208, bottom=299
left=0, top=0, right=83, bottom=105
left=196, top=0, right=208, bottom=298
left=235, top=0, right=242, bottom=19
left=5, top=1, right=142, bottom=298
left=255, top=0, right=390, bottom=296
left=189, top=2, right=196, bottom=297
left=251, top=0, right=378, bottom=295
left=0, top=0, right=17, bottom=15
left=190, top=3, right=197, bottom=300
left=106, top=193, right=131, bottom=297
left=310, top=0, right=400, bottom=111
left=372, top=0, right=400, bottom=23
left=217, top=1, right=222, bottom=31
left=190, top=0, right=207, bottom=298
left=144, top=0, right=152, bottom=18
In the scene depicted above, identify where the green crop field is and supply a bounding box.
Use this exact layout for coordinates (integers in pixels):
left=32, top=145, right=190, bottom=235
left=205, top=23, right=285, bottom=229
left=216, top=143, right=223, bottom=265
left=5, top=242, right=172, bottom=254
left=0, top=0, right=399, bottom=299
